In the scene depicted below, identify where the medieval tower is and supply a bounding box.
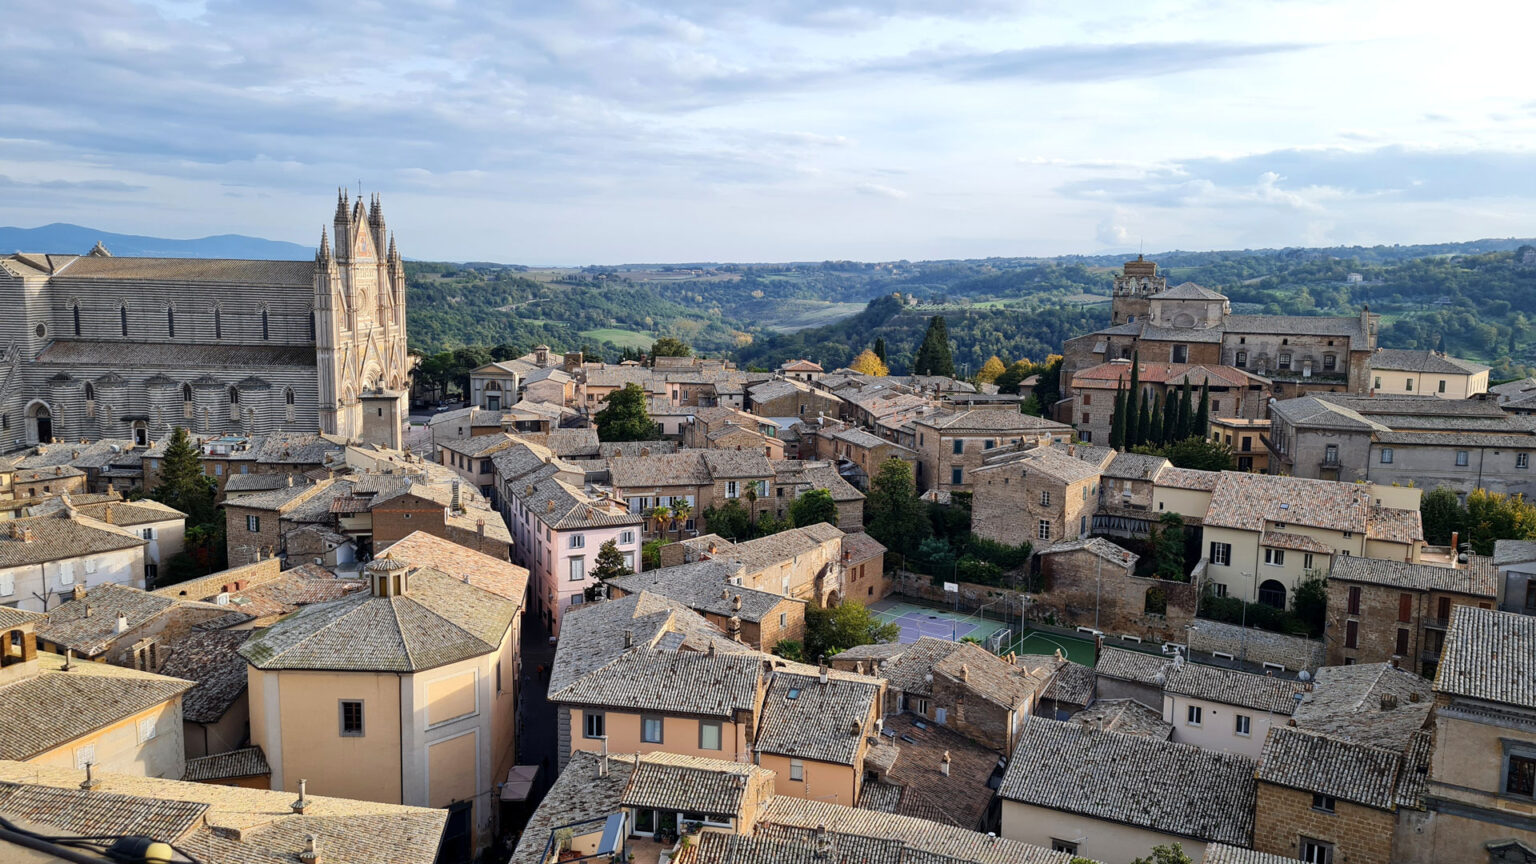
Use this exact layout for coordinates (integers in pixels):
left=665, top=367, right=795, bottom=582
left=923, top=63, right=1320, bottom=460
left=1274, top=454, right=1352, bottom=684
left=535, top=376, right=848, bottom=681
left=1110, top=254, right=1167, bottom=326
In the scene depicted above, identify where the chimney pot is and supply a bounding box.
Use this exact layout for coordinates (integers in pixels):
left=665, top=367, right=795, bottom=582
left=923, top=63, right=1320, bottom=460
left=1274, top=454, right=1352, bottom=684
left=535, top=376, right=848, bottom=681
left=940, top=751, right=951, bottom=776
left=64, top=648, right=74, bottom=670
left=623, top=630, right=633, bottom=649
left=115, top=612, right=128, bottom=634
left=292, top=779, right=309, bottom=814
left=818, top=657, right=829, bottom=685
left=80, top=762, right=100, bottom=791
left=299, top=834, right=321, bottom=864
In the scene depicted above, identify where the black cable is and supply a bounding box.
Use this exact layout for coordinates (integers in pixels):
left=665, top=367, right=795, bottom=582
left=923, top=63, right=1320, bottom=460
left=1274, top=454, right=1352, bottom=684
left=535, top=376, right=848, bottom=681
left=0, top=813, right=205, bottom=864
left=0, top=826, right=115, bottom=864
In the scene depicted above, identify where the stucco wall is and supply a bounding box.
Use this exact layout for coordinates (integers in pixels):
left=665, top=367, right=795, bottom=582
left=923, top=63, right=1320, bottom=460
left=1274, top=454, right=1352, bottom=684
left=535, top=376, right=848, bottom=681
left=251, top=667, right=404, bottom=804
left=31, top=696, right=185, bottom=780
left=1000, top=798, right=1209, bottom=864
left=756, top=752, right=859, bottom=809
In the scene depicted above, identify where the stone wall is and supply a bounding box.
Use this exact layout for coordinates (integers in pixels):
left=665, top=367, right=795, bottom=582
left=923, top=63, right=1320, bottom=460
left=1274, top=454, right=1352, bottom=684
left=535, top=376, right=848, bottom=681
left=1253, top=781, right=1395, bottom=864
left=1033, top=546, right=1196, bottom=642
left=1185, top=619, right=1324, bottom=671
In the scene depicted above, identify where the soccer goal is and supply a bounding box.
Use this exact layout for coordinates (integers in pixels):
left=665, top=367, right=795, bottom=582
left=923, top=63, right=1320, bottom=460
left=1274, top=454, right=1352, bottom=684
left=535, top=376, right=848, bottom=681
left=987, top=628, right=1012, bottom=655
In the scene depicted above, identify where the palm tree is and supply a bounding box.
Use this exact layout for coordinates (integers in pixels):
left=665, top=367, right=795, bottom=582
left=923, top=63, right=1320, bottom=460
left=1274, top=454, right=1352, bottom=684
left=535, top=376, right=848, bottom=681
left=671, top=500, right=693, bottom=533
left=744, top=485, right=759, bottom=528
left=649, top=505, right=672, bottom=535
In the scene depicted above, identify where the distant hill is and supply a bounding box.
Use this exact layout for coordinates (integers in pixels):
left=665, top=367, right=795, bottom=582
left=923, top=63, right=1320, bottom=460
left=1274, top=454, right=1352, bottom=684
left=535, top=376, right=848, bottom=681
left=0, top=223, right=314, bottom=260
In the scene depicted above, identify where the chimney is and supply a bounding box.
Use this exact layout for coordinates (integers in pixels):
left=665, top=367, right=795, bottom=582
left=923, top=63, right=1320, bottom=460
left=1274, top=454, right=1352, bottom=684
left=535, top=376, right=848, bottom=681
left=451, top=480, right=461, bottom=513
left=477, top=518, right=485, bottom=538
left=732, top=594, right=742, bottom=613
left=80, top=762, right=101, bottom=791
left=849, top=720, right=861, bottom=736
left=623, top=630, right=633, bottom=649
left=287, top=475, right=295, bottom=487
left=940, top=751, right=951, bottom=776
left=814, top=825, right=831, bottom=859
left=291, top=779, right=309, bottom=814
left=115, top=612, right=128, bottom=634
left=818, top=658, right=829, bottom=685
left=722, top=588, right=730, bottom=601
left=64, top=648, right=74, bottom=671
left=708, top=641, right=716, bottom=657
left=598, top=736, right=610, bottom=777
left=1380, top=694, right=1398, bottom=711
left=728, top=615, right=741, bottom=642
left=72, top=584, right=87, bottom=601
left=299, top=835, right=321, bottom=864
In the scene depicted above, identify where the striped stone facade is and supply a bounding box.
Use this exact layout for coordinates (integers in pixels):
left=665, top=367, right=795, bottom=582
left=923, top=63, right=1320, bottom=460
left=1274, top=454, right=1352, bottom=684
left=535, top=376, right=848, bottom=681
left=0, top=192, right=409, bottom=453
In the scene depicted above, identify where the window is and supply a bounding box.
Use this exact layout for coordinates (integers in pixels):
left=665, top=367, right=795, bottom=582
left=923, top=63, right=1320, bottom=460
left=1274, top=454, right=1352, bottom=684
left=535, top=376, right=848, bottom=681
left=1520, top=454, right=1530, bottom=470
left=1082, top=393, right=1092, bottom=406
left=1395, top=628, right=1410, bottom=655
left=1347, top=586, right=1361, bottom=615
left=1303, top=552, right=1315, bottom=571
left=59, top=562, right=74, bottom=586
left=622, top=552, right=635, bottom=571
left=641, top=715, right=664, bottom=743
left=1051, top=839, right=1079, bottom=855
left=84, top=382, right=95, bottom=403
left=166, top=308, right=175, bottom=337
left=1438, top=379, right=1447, bottom=393
left=309, top=311, right=317, bottom=340
left=1172, top=344, right=1189, bottom=363
left=119, top=304, right=128, bottom=336
left=1211, top=583, right=1228, bottom=599
left=1323, top=354, right=1336, bottom=371
left=83, top=558, right=97, bottom=575
left=1207, top=542, right=1232, bottom=566
left=984, top=439, right=995, bottom=450
left=72, top=303, right=81, bottom=336
left=569, top=534, right=586, bottom=550
left=261, top=308, right=270, bottom=340
left=726, top=481, right=739, bottom=498
left=1345, top=619, right=1359, bottom=649
left=779, top=612, right=787, bottom=628
left=137, top=716, right=158, bottom=743
left=1264, top=548, right=1285, bottom=566
left=699, top=720, right=722, bottom=751
left=1456, top=451, right=1469, bottom=467
left=1504, top=750, right=1536, bottom=797
left=1374, top=376, right=1381, bottom=389
left=568, top=557, right=585, bottom=581
left=1324, top=444, right=1338, bottom=464
left=1278, top=352, right=1292, bottom=370
left=0, top=573, right=12, bottom=596
left=789, top=759, right=804, bottom=781
left=340, top=700, right=364, bottom=736
left=1186, top=705, right=1202, bottom=726
left=1039, top=490, right=1051, bottom=507
left=951, top=467, right=963, bottom=486
left=1381, top=448, right=1394, bottom=464
left=952, top=439, right=964, bottom=455
left=1311, top=793, right=1337, bottom=813
left=620, top=530, right=635, bottom=545
left=1406, top=378, right=1414, bottom=391
left=1235, top=714, right=1251, bottom=736
left=1037, top=520, right=1050, bottom=541
left=1398, top=593, right=1413, bottom=623
left=1235, top=351, right=1247, bottom=367
left=74, top=744, right=96, bottom=770
left=583, top=711, right=605, bottom=739
left=246, top=515, right=260, bottom=533
left=1300, top=838, right=1334, bottom=864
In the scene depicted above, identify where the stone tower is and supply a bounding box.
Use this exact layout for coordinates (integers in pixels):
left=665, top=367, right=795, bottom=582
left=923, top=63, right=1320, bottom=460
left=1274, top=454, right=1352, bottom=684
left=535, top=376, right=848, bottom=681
left=1111, top=255, right=1167, bottom=326
left=314, top=190, right=409, bottom=444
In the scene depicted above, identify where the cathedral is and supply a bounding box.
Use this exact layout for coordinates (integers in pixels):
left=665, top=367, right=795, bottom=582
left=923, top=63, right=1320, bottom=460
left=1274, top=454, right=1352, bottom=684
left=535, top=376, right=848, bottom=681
left=0, top=191, right=410, bottom=453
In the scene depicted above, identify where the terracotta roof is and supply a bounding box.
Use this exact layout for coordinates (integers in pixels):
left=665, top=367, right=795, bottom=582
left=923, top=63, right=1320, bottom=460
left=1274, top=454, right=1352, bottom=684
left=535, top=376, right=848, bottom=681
left=621, top=751, right=772, bottom=817
left=755, top=672, right=879, bottom=766
left=1104, top=452, right=1171, bottom=481
left=1370, top=349, right=1489, bottom=375
left=1072, top=361, right=1263, bottom=390
left=1256, top=726, right=1418, bottom=811
left=606, top=561, right=791, bottom=622
left=0, top=607, right=46, bottom=630
left=1156, top=466, right=1220, bottom=491
left=157, top=629, right=253, bottom=724
left=182, top=746, right=269, bottom=782
left=0, top=510, right=147, bottom=568
left=38, top=584, right=232, bottom=656
left=1434, top=606, right=1536, bottom=709
left=913, top=409, right=1069, bottom=435
left=1071, top=699, right=1173, bottom=739
left=999, top=717, right=1256, bottom=846
left=1203, top=471, right=1371, bottom=534
left=1259, top=530, right=1334, bottom=554
left=1153, top=282, right=1228, bottom=300
left=608, top=452, right=713, bottom=488
left=549, top=591, right=749, bottom=694
left=875, top=711, right=1005, bottom=828
left=1366, top=506, right=1424, bottom=545
left=1163, top=658, right=1309, bottom=715
left=761, top=795, right=1075, bottom=864
left=1292, top=663, right=1433, bottom=752
left=549, top=649, right=763, bottom=719
left=1329, top=555, right=1494, bottom=596
left=0, top=653, right=195, bottom=760
left=842, top=531, right=887, bottom=564
left=380, top=530, right=529, bottom=606
left=712, top=522, right=844, bottom=574
left=0, top=759, right=447, bottom=864
left=973, top=445, right=1101, bottom=484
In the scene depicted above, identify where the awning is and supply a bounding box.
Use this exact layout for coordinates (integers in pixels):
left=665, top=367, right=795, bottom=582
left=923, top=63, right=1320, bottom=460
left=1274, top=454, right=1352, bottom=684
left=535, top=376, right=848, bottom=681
left=499, top=764, right=539, bottom=802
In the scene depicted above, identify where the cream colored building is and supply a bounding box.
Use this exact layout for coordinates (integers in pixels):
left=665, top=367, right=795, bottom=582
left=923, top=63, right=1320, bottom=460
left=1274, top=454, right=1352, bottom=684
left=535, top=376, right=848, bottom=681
left=0, top=508, right=149, bottom=612
left=242, top=537, right=527, bottom=856
left=1369, top=348, right=1489, bottom=398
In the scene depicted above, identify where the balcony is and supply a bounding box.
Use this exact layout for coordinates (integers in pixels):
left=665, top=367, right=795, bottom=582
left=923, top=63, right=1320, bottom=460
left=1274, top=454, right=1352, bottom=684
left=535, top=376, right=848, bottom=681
left=1320, top=454, right=1341, bottom=468
left=1423, top=617, right=1450, bottom=630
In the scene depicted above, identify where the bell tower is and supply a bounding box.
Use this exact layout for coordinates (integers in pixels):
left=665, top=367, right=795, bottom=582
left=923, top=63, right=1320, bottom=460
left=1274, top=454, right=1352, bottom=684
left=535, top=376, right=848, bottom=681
left=313, top=190, right=409, bottom=442
left=1111, top=255, right=1166, bottom=326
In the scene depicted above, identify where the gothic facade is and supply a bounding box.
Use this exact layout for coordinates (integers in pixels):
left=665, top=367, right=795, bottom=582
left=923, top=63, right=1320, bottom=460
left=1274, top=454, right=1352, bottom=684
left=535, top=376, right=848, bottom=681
left=0, top=192, right=409, bottom=453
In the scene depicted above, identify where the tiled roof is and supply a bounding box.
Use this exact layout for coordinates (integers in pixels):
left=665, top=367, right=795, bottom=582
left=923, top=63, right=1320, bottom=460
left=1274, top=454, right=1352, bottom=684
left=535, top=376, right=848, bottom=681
left=1370, top=348, right=1489, bottom=375
left=692, top=831, right=903, bottom=864
left=713, top=523, right=844, bottom=574
left=761, top=795, right=1076, bottom=864
left=0, top=653, right=195, bottom=760
left=773, top=460, right=865, bottom=502
left=1095, top=646, right=1172, bottom=686
left=1072, top=361, right=1263, bottom=390
left=1203, top=471, right=1371, bottom=534
left=1071, top=699, right=1173, bottom=739
left=1329, top=555, right=1495, bottom=597
left=35, top=338, right=317, bottom=370
left=39, top=584, right=231, bottom=656
left=914, top=409, right=1069, bottom=434
left=973, top=446, right=1101, bottom=484
left=1292, top=663, right=1433, bottom=752
left=700, top=449, right=776, bottom=479
left=1256, top=726, right=1411, bottom=810
left=239, top=567, right=519, bottom=672
left=1156, top=466, right=1220, bottom=490
left=842, top=531, right=888, bottom=564
left=549, top=591, right=748, bottom=694
left=52, top=254, right=315, bottom=284
left=0, top=510, right=147, bottom=568
left=999, top=717, right=1256, bottom=846
left=830, top=426, right=906, bottom=450
left=608, top=452, right=713, bottom=488
left=549, top=648, right=763, bottom=718
left=1163, top=658, right=1309, bottom=715
left=1038, top=536, right=1139, bottom=567
left=1153, top=282, right=1228, bottom=300
left=1260, top=530, right=1335, bottom=554
left=1202, top=844, right=1300, bottom=864
left=1367, top=506, right=1424, bottom=545
left=182, top=746, right=269, bottom=781
left=755, top=672, right=879, bottom=765
left=1104, top=452, right=1171, bottom=481
left=381, top=531, right=529, bottom=605
left=515, top=475, right=642, bottom=530
left=621, top=751, right=771, bottom=816
left=510, top=751, right=636, bottom=864
left=606, top=561, right=790, bottom=622
left=1434, top=606, right=1536, bottom=709
left=157, top=629, right=252, bottom=724
left=876, top=711, right=1005, bottom=828
left=439, top=432, right=518, bottom=457
left=0, top=607, right=45, bottom=629
left=1039, top=658, right=1096, bottom=706
left=0, top=760, right=448, bottom=864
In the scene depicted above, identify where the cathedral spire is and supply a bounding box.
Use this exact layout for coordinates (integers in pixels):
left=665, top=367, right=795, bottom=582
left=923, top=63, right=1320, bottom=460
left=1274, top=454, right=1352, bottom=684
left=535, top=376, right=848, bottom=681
left=318, top=227, right=331, bottom=262
left=387, top=232, right=397, bottom=261
left=335, top=187, right=348, bottom=220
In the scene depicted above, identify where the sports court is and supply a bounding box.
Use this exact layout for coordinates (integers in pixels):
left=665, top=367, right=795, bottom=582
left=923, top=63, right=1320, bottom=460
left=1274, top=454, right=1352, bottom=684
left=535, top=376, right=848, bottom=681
left=868, top=598, right=1097, bottom=665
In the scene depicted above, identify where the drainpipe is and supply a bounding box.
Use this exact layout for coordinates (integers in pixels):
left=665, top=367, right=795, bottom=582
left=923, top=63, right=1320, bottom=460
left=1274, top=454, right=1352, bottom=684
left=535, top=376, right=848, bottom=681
left=1477, top=448, right=1485, bottom=490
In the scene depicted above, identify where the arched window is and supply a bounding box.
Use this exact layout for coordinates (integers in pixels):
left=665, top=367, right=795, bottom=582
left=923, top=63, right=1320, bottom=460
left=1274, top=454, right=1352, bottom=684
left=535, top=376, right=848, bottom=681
left=284, top=387, right=296, bottom=423
left=229, top=387, right=240, bottom=404
left=261, top=308, right=270, bottom=341
left=166, top=308, right=175, bottom=338
left=183, top=383, right=194, bottom=419
left=284, top=388, right=295, bottom=405
left=119, top=304, right=128, bottom=337
left=214, top=307, right=222, bottom=339
left=71, top=303, right=80, bottom=336
left=84, top=382, right=95, bottom=401
left=308, top=311, right=316, bottom=341
left=1258, top=579, right=1287, bottom=610
left=183, top=383, right=193, bottom=403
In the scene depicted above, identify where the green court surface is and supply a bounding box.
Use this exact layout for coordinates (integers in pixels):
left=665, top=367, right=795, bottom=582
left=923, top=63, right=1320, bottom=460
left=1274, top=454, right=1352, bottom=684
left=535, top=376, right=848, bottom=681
left=868, top=598, right=1097, bottom=665
left=1004, top=629, right=1098, bottom=666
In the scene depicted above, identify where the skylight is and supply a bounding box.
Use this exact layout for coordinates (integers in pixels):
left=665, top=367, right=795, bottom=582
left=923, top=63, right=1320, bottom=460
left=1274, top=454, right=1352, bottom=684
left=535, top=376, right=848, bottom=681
left=787, top=688, right=801, bottom=700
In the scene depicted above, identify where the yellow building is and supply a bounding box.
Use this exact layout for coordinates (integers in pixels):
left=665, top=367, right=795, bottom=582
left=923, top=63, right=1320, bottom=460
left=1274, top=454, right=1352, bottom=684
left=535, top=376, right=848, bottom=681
left=1369, top=348, right=1489, bottom=399
left=241, top=535, right=527, bottom=859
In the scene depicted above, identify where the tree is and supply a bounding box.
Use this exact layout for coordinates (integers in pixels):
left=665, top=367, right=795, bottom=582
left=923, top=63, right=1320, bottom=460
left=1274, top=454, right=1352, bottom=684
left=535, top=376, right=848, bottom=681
left=650, top=337, right=692, bottom=359
left=1109, top=381, right=1127, bottom=451
left=752, top=512, right=793, bottom=538
left=671, top=500, right=693, bottom=530
left=641, top=537, right=672, bottom=569
left=594, top=383, right=656, bottom=441
left=1161, top=437, right=1233, bottom=471
left=912, top=316, right=955, bottom=377
left=865, top=459, right=931, bottom=560
left=1194, top=381, right=1210, bottom=436
left=1137, top=397, right=1152, bottom=451
left=1293, top=571, right=1328, bottom=637
left=1420, top=486, right=1466, bottom=545
left=1151, top=512, right=1186, bottom=580
left=1174, top=380, right=1194, bottom=441
left=1126, top=353, right=1142, bottom=446
left=1131, top=843, right=1193, bottom=864
left=1160, top=389, right=1177, bottom=445
left=789, top=489, right=839, bottom=529
left=994, top=360, right=1032, bottom=395
left=976, top=355, right=1006, bottom=385
left=804, top=599, right=901, bottom=659
left=1465, top=488, right=1536, bottom=555
left=1031, top=354, right=1063, bottom=409
left=703, top=499, right=752, bottom=541
left=773, top=639, right=805, bottom=662
left=150, top=427, right=218, bottom=528
left=648, top=505, right=672, bottom=535
left=1149, top=392, right=1166, bottom=448
left=590, top=540, right=634, bottom=583
left=873, top=337, right=887, bottom=364
left=848, top=349, right=890, bottom=377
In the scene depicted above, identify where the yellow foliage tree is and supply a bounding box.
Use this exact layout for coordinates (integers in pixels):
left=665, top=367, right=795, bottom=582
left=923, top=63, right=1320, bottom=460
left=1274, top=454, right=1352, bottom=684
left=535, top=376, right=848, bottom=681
left=849, top=349, right=890, bottom=377
left=976, top=355, right=1006, bottom=384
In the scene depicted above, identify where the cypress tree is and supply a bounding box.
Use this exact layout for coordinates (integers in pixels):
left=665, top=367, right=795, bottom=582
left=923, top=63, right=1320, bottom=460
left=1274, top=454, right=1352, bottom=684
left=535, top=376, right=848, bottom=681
left=1109, top=382, right=1126, bottom=451
left=1150, top=392, right=1166, bottom=447
left=1195, top=381, right=1211, bottom=437
left=1174, top=380, right=1193, bottom=441
left=151, top=426, right=218, bottom=528
left=1161, top=389, right=1178, bottom=445
left=913, top=316, right=955, bottom=377
left=1137, top=397, right=1152, bottom=450
left=1126, top=353, right=1142, bottom=446
left=873, top=337, right=887, bottom=364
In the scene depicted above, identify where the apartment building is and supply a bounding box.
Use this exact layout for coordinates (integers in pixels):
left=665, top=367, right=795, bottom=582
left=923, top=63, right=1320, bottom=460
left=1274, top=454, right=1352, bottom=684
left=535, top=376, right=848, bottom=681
left=972, top=445, right=1102, bottom=547
left=241, top=550, right=525, bottom=856
left=437, top=432, right=519, bottom=500
left=1411, top=607, right=1536, bottom=863
left=770, top=459, right=865, bottom=529
left=1210, top=417, right=1271, bottom=473
left=1368, top=348, right=1490, bottom=399
left=809, top=424, right=919, bottom=490
left=911, top=408, right=1072, bottom=493
left=0, top=509, right=150, bottom=612
left=1064, top=359, right=1270, bottom=445
left=1326, top=555, right=1497, bottom=676
left=605, top=561, right=807, bottom=650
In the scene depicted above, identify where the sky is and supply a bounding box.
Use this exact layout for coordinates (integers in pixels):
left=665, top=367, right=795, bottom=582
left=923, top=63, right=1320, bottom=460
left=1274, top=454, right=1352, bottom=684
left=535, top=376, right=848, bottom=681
left=2, top=0, right=1535, bottom=264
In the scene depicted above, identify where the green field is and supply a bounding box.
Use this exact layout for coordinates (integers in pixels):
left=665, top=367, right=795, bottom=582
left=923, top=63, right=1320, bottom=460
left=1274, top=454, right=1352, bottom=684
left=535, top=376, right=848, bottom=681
left=580, top=328, right=655, bottom=349
left=755, top=300, right=867, bottom=332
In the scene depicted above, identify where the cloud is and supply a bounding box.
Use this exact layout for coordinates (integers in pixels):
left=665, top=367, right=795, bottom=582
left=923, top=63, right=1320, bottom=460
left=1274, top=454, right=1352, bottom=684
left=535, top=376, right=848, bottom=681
left=855, top=182, right=908, bottom=199
left=0, top=175, right=146, bottom=192
left=859, top=41, right=1311, bottom=84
